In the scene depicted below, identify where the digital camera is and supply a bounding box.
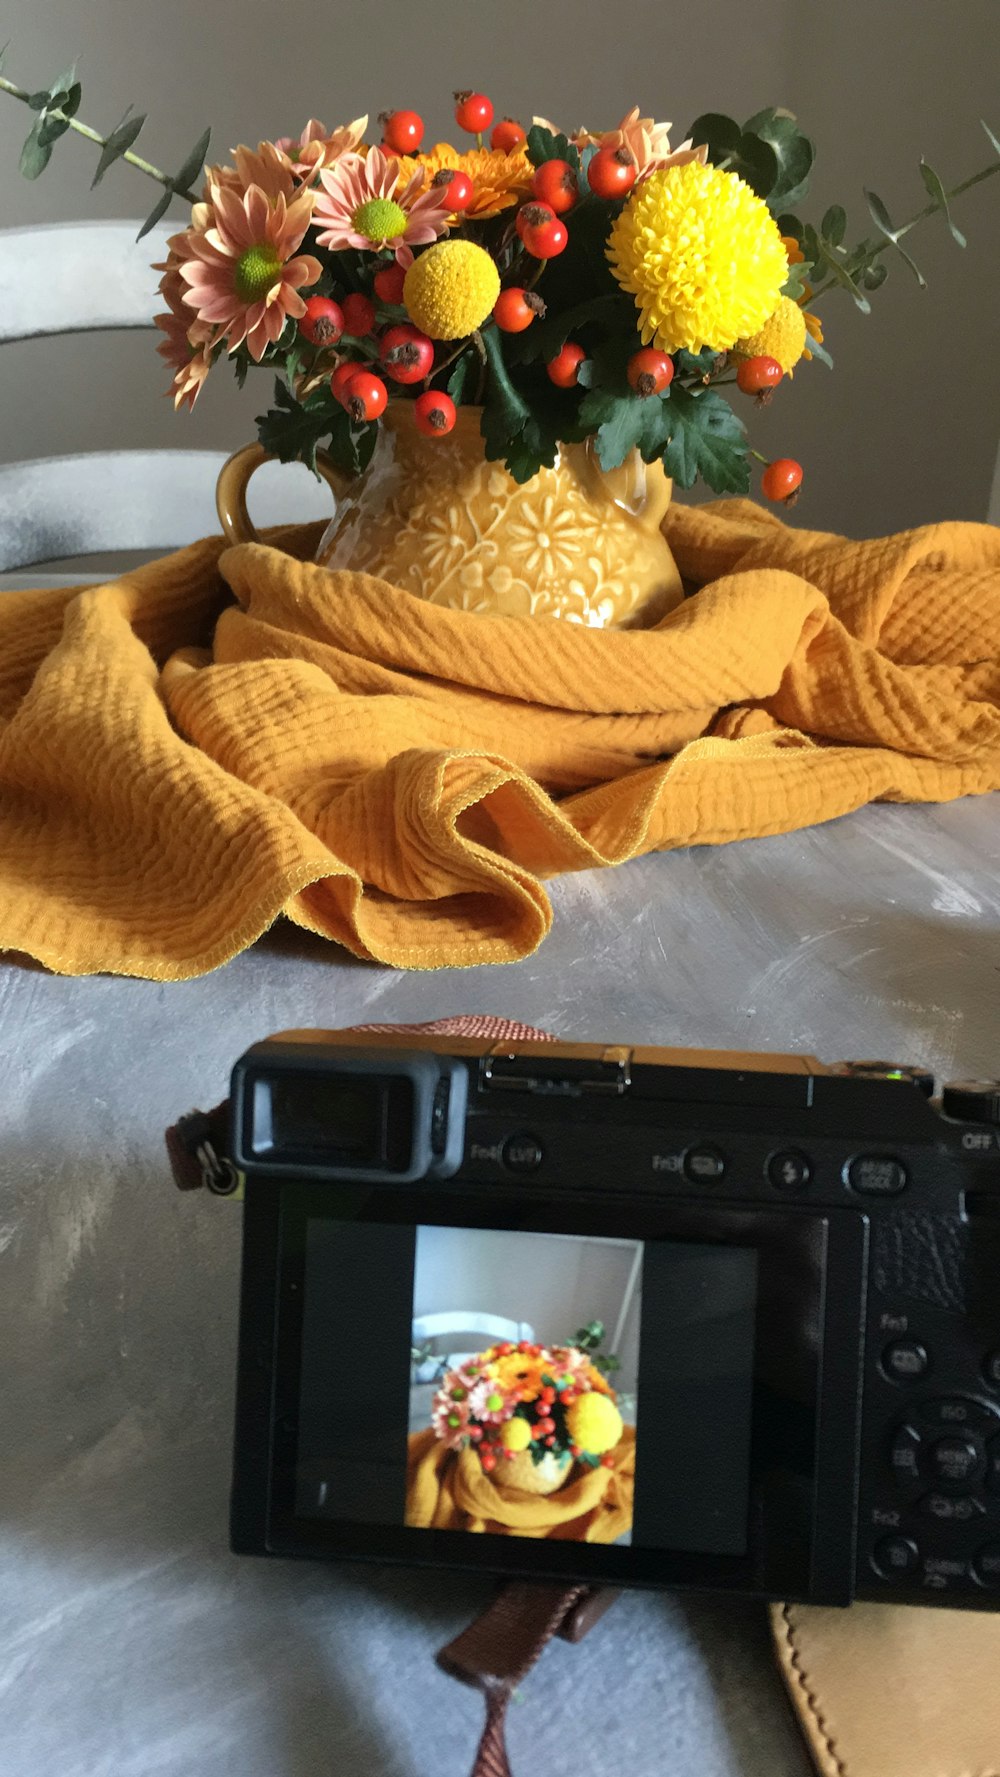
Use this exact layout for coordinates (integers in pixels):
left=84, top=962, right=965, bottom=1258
left=226, top=1029, right=1000, bottom=1609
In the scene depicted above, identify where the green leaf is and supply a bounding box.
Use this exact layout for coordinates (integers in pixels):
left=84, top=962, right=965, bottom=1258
left=256, top=378, right=339, bottom=474
left=982, top=119, right=1000, bottom=159
left=802, top=223, right=872, bottom=312
left=524, top=123, right=580, bottom=173
left=479, top=325, right=533, bottom=466
left=687, top=110, right=778, bottom=200
left=446, top=350, right=476, bottom=405
left=802, top=327, right=833, bottom=369
left=18, top=118, right=53, bottom=179
left=821, top=204, right=846, bottom=246
left=781, top=257, right=812, bottom=302
left=674, top=346, right=720, bottom=379
left=36, top=109, right=72, bottom=149
left=173, top=126, right=211, bottom=195
left=743, top=107, right=815, bottom=210
left=505, top=291, right=631, bottom=366
left=660, top=386, right=749, bottom=494
left=136, top=188, right=174, bottom=240
left=92, top=110, right=146, bottom=187
left=863, top=187, right=926, bottom=287
left=860, top=260, right=888, bottom=292
left=918, top=158, right=966, bottom=248
left=577, top=387, right=672, bottom=470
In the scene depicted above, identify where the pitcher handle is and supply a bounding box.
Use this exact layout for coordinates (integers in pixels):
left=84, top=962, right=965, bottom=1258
left=215, top=442, right=350, bottom=545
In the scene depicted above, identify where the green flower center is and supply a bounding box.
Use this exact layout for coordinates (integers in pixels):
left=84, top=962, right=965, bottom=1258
left=352, top=197, right=407, bottom=242
left=486, top=1393, right=504, bottom=1412
left=234, top=244, right=282, bottom=302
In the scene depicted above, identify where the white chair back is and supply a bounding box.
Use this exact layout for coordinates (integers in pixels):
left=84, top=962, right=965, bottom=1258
left=0, top=221, right=334, bottom=570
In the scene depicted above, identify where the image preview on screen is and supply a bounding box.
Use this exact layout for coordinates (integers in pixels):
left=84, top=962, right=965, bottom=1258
left=295, top=1220, right=757, bottom=1556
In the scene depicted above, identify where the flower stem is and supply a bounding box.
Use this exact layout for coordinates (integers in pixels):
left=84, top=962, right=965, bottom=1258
left=0, top=74, right=201, bottom=204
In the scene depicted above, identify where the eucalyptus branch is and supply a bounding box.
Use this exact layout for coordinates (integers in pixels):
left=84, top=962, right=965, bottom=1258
left=0, top=73, right=202, bottom=202
left=801, top=156, right=1000, bottom=308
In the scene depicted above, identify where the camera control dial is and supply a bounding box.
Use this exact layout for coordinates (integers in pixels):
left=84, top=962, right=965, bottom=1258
left=941, top=1080, right=1000, bottom=1124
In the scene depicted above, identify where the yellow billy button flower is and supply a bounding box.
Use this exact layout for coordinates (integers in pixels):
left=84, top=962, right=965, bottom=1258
left=500, top=1416, right=532, bottom=1452
left=403, top=239, right=501, bottom=341
left=735, top=294, right=808, bottom=374
left=607, top=159, right=789, bottom=356
left=565, top=1392, right=623, bottom=1456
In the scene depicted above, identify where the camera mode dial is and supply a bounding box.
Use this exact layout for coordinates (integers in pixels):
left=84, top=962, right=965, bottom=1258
left=941, top=1080, right=1000, bottom=1124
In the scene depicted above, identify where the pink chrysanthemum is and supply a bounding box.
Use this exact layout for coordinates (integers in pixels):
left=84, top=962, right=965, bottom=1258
left=274, top=115, right=369, bottom=180
left=431, top=1388, right=471, bottom=1450
left=204, top=141, right=297, bottom=207
left=313, top=146, right=451, bottom=267
left=467, top=1378, right=516, bottom=1425
left=176, top=185, right=322, bottom=362
left=598, top=107, right=708, bottom=182
left=152, top=260, right=215, bottom=409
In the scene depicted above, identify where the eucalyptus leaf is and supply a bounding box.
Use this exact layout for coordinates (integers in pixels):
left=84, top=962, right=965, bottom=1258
left=821, top=204, right=846, bottom=246
left=36, top=109, right=71, bottom=149
left=136, top=187, right=174, bottom=239
left=743, top=107, right=815, bottom=210
left=56, top=81, right=82, bottom=119
left=810, top=230, right=873, bottom=312
left=860, top=260, right=888, bottom=291
left=781, top=258, right=812, bottom=301
left=803, top=328, right=833, bottom=369
left=982, top=119, right=1000, bottom=158
left=918, top=158, right=966, bottom=247
left=92, top=111, right=146, bottom=187
left=173, top=125, right=211, bottom=195
left=863, top=187, right=926, bottom=286
left=18, top=117, right=53, bottom=179
left=0, top=42, right=9, bottom=75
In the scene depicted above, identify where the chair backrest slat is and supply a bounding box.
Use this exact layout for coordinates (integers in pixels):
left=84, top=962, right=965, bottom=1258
left=0, top=452, right=334, bottom=570
left=0, top=221, right=175, bottom=343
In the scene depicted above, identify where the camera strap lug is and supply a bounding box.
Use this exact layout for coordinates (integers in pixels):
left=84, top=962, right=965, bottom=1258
left=165, top=1103, right=243, bottom=1196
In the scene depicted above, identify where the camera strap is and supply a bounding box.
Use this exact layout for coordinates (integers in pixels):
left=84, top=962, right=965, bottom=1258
left=437, top=1582, right=619, bottom=1777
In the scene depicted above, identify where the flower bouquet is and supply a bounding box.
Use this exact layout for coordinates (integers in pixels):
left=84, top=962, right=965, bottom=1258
left=4, top=66, right=997, bottom=622
left=423, top=1330, right=627, bottom=1496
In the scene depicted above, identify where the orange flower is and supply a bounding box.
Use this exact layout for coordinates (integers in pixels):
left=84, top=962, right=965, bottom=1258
left=781, top=233, right=805, bottom=266
left=802, top=309, right=824, bottom=363
left=274, top=115, right=369, bottom=180
left=400, top=142, right=534, bottom=218
left=176, top=185, right=321, bottom=362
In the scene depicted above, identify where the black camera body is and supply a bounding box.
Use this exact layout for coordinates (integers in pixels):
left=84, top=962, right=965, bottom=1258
left=229, top=1030, right=1000, bottom=1609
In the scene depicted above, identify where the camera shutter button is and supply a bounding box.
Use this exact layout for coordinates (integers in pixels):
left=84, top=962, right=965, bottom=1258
left=501, top=1132, right=544, bottom=1174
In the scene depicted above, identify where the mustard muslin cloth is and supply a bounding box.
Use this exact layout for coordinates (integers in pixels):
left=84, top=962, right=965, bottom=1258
left=1, top=500, right=998, bottom=979
left=405, top=1425, right=636, bottom=1541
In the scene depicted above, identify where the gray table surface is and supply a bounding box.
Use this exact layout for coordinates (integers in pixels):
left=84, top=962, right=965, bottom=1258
left=3, top=568, right=999, bottom=1776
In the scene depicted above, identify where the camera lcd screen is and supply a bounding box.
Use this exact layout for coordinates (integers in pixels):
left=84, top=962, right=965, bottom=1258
left=292, top=1220, right=758, bottom=1557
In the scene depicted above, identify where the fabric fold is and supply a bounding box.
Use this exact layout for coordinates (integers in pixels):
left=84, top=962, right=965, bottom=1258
left=0, top=500, right=997, bottom=978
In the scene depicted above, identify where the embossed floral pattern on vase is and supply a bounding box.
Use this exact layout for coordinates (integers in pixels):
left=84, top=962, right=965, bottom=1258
left=315, top=403, right=684, bottom=627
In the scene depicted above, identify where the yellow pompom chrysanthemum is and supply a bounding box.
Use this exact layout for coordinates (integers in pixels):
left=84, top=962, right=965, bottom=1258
left=735, top=294, right=808, bottom=373
left=565, top=1392, right=623, bottom=1456
left=500, top=1416, right=533, bottom=1452
left=403, top=239, right=501, bottom=340
left=607, top=160, right=789, bottom=356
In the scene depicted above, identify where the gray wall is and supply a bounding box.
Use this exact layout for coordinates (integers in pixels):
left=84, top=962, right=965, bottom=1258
left=1, top=0, right=998, bottom=539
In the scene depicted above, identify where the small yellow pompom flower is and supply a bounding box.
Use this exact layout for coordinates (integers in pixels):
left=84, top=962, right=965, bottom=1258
left=403, top=239, right=501, bottom=340
left=735, top=295, right=808, bottom=373
left=500, top=1416, right=532, bottom=1452
left=607, top=160, right=789, bottom=356
left=565, top=1392, right=623, bottom=1456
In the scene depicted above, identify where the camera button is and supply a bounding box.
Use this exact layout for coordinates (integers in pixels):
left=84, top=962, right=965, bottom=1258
left=500, top=1132, right=544, bottom=1174
left=871, top=1534, right=921, bottom=1580
left=845, top=1154, right=908, bottom=1195
left=972, top=1541, right=1000, bottom=1588
left=683, top=1144, right=726, bottom=1182
left=918, top=1491, right=986, bottom=1522
left=889, top=1424, right=922, bottom=1487
left=766, top=1149, right=811, bottom=1192
left=927, top=1434, right=983, bottom=1489
left=881, top=1339, right=929, bottom=1382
